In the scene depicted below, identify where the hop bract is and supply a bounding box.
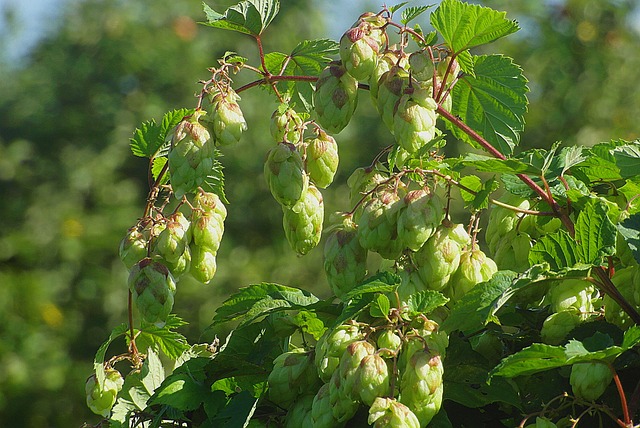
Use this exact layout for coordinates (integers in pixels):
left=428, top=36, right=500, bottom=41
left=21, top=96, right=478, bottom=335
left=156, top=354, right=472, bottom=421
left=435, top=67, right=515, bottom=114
left=604, top=266, right=640, bottom=329
left=285, top=394, right=314, bottom=428
left=85, top=369, right=124, bottom=417
left=370, top=49, right=406, bottom=104
left=282, top=183, right=324, bottom=255
left=409, top=50, right=434, bottom=82
left=396, top=188, right=445, bottom=252
left=153, top=212, right=190, bottom=265
left=570, top=361, right=613, bottom=401
left=492, top=229, right=532, bottom=272
left=168, top=110, right=217, bottom=198
left=368, top=397, right=421, bottom=428
left=268, top=349, right=319, bottom=409
left=354, top=353, right=390, bottom=406
left=546, top=279, right=595, bottom=315
left=305, top=129, right=339, bottom=189
left=540, top=310, right=582, bottom=345
left=209, top=87, right=247, bottom=146
left=264, top=142, right=309, bottom=207
left=128, top=258, right=177, bottom=327
left=271, top=105, right=303, bottom=144
left=314, top=61, right=359, bottom=134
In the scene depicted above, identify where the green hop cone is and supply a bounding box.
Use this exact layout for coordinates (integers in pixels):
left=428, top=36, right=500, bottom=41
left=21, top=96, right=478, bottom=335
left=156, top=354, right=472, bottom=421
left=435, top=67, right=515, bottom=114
left=311, top=383, right=343, bottom=428
left=397, top=188, right=445, bottom=252
left=396, top=267, right=428, bottom=304
left=546, top=279, right=595, bottom=315
left=119, top=227, right=148, bottom=269
left=268, top=349, right=319, bottom=409
left=377, top=330, right=402, bottom=354
left=314, top=61, right=359, bottom=134
left=399, top=349, right=444, bottom=427
left=357, top=187, right=404, bottom=260
left=328, top=369, right=359, bottom=422
left=540, top=310, right=582, bottom=345
left=347, top=166, right=388, bottom=209
left=375, top=66, right=409, bottom=132
left=191, top=196, right=226, bottom=254
left=370, top=48, right=406, bottom=104
left=398, top=318, right=449, bottom=373
left=448, top=248, right=497, bottom=301
left=492, top=230, right=532, bottom=272
left=315, top=321, right=364, bottom=382
left=393, top=84, right=439, bottom=153
left=153, top=212, right=191, bottom=264
left=285, top=394, right=315, bottom=428
left=189, top=244, right=217, bottom=284
left=570, top=362, right=613, bottom=401
left=338, top=340, right=376, bottom=401
left=368, top=397, right=421, bottom=428
left=409, top=50, right=434, bottom=82
left=305, top=129, right=339, bottom=189
left=168, top=110, right=217, bottom=198
left=323, top=216, right=368, bottom=300
left=604, top=266, right=640, bottom=329
left=485, top=194, right=531, bottom=254
left=209, top=88, right=247, bottom=146
left=414, top=221, right=471, bottom=291
left=85, top=369, right=124, bottom=417
left=354, top=353, right=390, bottom=406
left=128, top=258, right=177, bottom=327
left=339, top=19, right=385, bottom=82
left=271, top=105, right=304, bottom=144
left=264, top=142, right=309, bottom=207
left=282, top=183, right=324, bottom=255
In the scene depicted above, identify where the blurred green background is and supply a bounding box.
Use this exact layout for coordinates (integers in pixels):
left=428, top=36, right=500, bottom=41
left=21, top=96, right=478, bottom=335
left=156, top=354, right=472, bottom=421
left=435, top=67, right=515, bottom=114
left=0, top=0, right=638, bottom=426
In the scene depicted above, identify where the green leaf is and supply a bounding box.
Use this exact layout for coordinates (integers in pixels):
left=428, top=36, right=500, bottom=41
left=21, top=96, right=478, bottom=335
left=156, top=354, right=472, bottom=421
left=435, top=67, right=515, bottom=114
left=212, top=283, right=319, bottom=326
left=560, top=145, right=587, bottom=177
left=291, top=310, right=326, bottom=340
left=93, top=323, right=128, bottom=388
left=574, top=199, right=617, bottom=265
left=140, top=347, right=166, bottom=396
left=148, top=358, right=210, bottom=411
left=130, top=109, right=191, bottom=158
left=460, top=153, right=540, bottom=175
left=151, top=156, right=170, bottom=185
left=406, top=290, right=449, bottom=315
left=203, top=147, right=227, bottom=204
left=369, top=294, right=391, bottom=319
left=202, top=0, right=279, bottom=36
left=390, top=3, right=409, bottom=14
left=449, top=55, right=528, bottom=156
left=208, top=390, right=259, bottom=427
left=401, top=6, right=431, bottom=25
left=612, top=143, right=640, bottom=179
left=430, top=0, right=519, bottom=53
left=489, top=343, right=567, bottom=381
left=135, top=315, right=190, bottom=360
left=528, top=229, right=580, bottom=271
left=622, top=326, right=640, bottom=349
left=618, top=214, right=640, bottom=265
left=442, top=271, right=517, bottom=333
left=458, top=175, right=498, bottom=211
left=218, top=320, right=282, bottom=367
left=343, top=271, right=401, bottom=300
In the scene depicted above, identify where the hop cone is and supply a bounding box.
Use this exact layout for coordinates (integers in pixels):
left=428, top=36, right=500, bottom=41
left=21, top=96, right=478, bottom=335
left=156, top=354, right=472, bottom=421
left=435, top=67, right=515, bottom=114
left=282, top=184, right=324, bottom=255
left=409, top=50, right=434, bottom=82
left=540, top=310, right=582, bottom=345
left=85, top=369, right=124, bottom=417
left=357, top=188, right=404, bottom=260
left=264, top=142, right=308, bottom=207
left=268, top=349, right=319, bottom=409
left=328, top=369, right=359, bottom=422
left=370, top=49, right=406, bottom=104
left=375, top=66, right=409, bottom=132
left=347, top=166, right=388, bottom=209
left=305, top=129, right=339, bottom=189
left=128, top=258, right=176, bottom=327
left=119, top=227, right=148, bottom=269
left=448, top=248, right=497, bottom=301
left=485, top=194, right=531, bottom=254
left=314, top=61, right=358, bottom=134
left=398, top=318, right=448, bottom=372
left=208, top=88, right=247, bottom=146
left=547, top=279, right=595, bottom=315
left=604, top=266, right=640, bottom=329
left=338, top=340, right=376, bottom=401
left=414, top=222, right=470, bottom=291
left=492, top=230, right=532, bottom=272
left=399, top=349, right=444, bottom=427
left=189, top=244, right=217, bottom=284
left=191, top=197, right=226, bottom=254
left=311, top=383, right=343, bottom=428
left=339, top=16, right=386, bottom=82
left=368, top=397, right=421, bottom=428
left=354, top=353, right=390, bottom=406
left=285, top=394, right=314, bottom=428
left=570, top=362, right=613, bottom=401
left=396, top=267, right=428, bottom=304
left=315, top=321, right=364, bottom=382
left=153, top=212, right=190, bottom=264
left=377, top=330, right=402, bottom=354
left=393, top=84, right=438, bottom=153
left=397, top=188, right=445, bottom=252
left=168, top=110, right=217, bottom=198
left=271, top=105, right=303, bottom=144
left=323, top=216, right=368, bottom=300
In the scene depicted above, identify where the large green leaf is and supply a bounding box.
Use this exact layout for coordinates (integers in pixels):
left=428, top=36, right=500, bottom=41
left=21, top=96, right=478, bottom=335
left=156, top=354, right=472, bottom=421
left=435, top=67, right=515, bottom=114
left=202, top=0, right=279, bottom=36
left=574, top=199, right=617, bottom=265
left=489, top=343, right=567, bottom=380
left=459, top=153, right=541, bottom=175
left=135, top=315, right=190, bottom=360
left=449, top=54, right=528, bottom=156
left=612, top=143, right=640, bottom=179
left=528, top=229, right=580, bottom=271
left=618, top=213, right=640, bottom=265
left=430, top=0, right=519, bottom=54
left=458, top=175, right=498, bottom=211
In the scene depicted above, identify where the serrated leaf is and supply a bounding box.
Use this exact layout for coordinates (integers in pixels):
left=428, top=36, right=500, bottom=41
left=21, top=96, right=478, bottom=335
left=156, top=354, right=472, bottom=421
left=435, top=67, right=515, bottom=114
left=560, top=145, right=587, bottom=177
left=212, top=283, right=319, bottom=325
left=401, top=6, right=431, bottom=25
left=130, top=109, right=191, bottom=158
left=140, top=347, right=165, bottom=396
left=151, top=156, right=170, bottom=185
left=135, top=315, right=190, bottom=360
left=203, top=147, right=227, bottom=203
left=528, top=229, right=580, bottom=271
left=455, top=50, right=474, bottom=76
left=202, top=0, right=279, bottom=36
left=458, top=175, right=498, bottom=211
left=389, top=2, right=409, bottom=14
left=291, top=310, right=326, bottom=340
left=574, top=199, right=617, bottom=265
left=431, top=0, right=519, bottom=53
left=343, top=271, right=401, bottom=300
left=618, top=214, right=640, bottom=265
left=489, top=343, right=567, bottom=381
left=612, top=143, right=640, bottom=179
left=460, top=153, right=540, bottom=175
left=449, top=55, right=528, bottom=156
left=442, top=271, right=517, bottom=333
left=208, top=390, right=259, bottom=427
left=369, top=294, right=391, bottom=319
left=622, top=326, right=640, bottom=349
left=406, top=290, right=449, bottom=315
left=148, top=358, right=210, bottom=411
left=93, top=323, right=128, bottom=388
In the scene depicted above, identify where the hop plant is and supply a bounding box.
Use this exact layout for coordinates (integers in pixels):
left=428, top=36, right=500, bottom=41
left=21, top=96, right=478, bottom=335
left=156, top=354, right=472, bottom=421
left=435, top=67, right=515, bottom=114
left=85, top=369, right=124, bottom=417
left=168, top=110, right=217, bottom=198
left=189, top=244, right=217, bottom=284
left=396, top=188, right=445, bottom=252
left=398, top=349, right=444, bottom=427
left=377, top=329, right=402, bottom=354
left=492, top=229, right=532, bottom=272
left=315, top=321, right=364, bottom=382
left=339, top=13, right=387, bottom=81
left=323, top=216, right=368, bottom=299
left=267, top=349, right=320, bottom=409
left=191, top=193, right=226, bottom=254
left=314, top=61, right=359, bottom=134
left=328, top=369, right=359, bottom=423
left=119, top=227, right=149, bottom=269
left=368, top=397, right=421, bottom=428
left=208, top=87, right=247, bottom=146
left=337, top=340, right=376, bottom=400
left=485, top=194, right=531, bottom=254
left=392, top=84, right=439, bottom=153
left=414, top=221, right=471, bottom=291
left=570, top=361, right=613, bottom=401
left=264, top=142, right=309, bottom=207
left=128, top=258, right=177, bottom=327
left=357, top=187, right=404, bottom=260
left=448, top=248, right=498, bottom=301
left=152, top=212, right=191, bottom=266
left=305, top=129, right=339, bottom=189
left=271, top=105, right=304, bottom=144
left=282, top=183, right=324, bottom=255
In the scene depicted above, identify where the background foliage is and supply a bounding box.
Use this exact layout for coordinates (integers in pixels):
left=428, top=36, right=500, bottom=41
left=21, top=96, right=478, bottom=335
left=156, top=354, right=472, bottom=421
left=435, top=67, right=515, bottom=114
left=0, top=0, right=638, bottom=426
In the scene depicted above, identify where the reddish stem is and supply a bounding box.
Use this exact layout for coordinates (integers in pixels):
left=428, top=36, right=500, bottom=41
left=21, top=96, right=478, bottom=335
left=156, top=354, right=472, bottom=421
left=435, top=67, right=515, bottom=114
left=611, top=367, right=632, bottom=426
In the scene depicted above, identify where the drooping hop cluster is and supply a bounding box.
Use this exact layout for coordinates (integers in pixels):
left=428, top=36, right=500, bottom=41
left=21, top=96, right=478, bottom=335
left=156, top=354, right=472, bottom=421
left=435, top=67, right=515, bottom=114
left=271, top=314, right=446, bottom=428
left=85, top=369, right=124, bottom=417
left=305, top=129, right=339, bottom=189
left=190, top=188, right=226, bottom=283
left=206, top=86, right=247, bottom=146
left=264, top=142, right=309, bottom=208
left=152, top=211, right=192, bottom=277
left=323, top=216, right=368, bottom=299
left=128, top=258, right=177, bottom=327
left=168, top=110, right=218, bottom=198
